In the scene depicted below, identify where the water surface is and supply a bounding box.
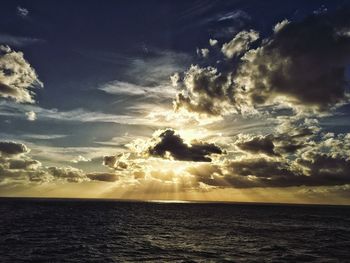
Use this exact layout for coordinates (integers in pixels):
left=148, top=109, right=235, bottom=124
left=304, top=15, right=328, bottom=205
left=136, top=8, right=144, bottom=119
left=1, top=198, right=349, bottom=262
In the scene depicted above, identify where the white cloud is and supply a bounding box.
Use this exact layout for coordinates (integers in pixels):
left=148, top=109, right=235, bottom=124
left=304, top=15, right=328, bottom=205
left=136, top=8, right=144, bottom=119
left=17, top=6, right=29, bottom=17
left=25, top=111, right=36, bottom=121
left=0, top=45, right=43, bottom=103
left=0, top=34, right=44, bottom=47
left=201, top=48, right=209, bottom=58
left=99, top=80, right=176, bottom=98
left=209, top=39, right=218, bottom=46
left=273, top=19, right=290, bottom=33
left=71, top=155, right=92, bottom=163
left=221, top=29, right=259, bottom=58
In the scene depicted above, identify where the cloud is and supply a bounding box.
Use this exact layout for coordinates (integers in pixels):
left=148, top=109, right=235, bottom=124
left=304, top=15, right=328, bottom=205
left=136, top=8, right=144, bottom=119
left=296, top=153, right=350, bottom=185
left=0, top=102, right=157, bottom=126
left=234, top=118, right=319, bottom=157
left=209, top=39, right=218, bottom=46
left=188, top=126, right=350, bottom=188
left=210, top=10, right=252, bottom=38
left=191, top=154, right=350, bottom=189
left=0, top=141, right=28, bottom=156
left=125, top=49, right=191, bottom=86
left=99, top=80, right=176, bottom=98
left=146, top=129, right=223, bottom=162
left=197, top=48, right=209, bottom=58
left=221, top=30, right=259, bottom=58
left=236, top=135, right=278, bottom=156
left=25, top=111, right=36, bottom=121
left=0, top=45, right=43, bottom=103
left=0, top=34, right=44, bottom=47
left=170, top=73, right=180, bottom=87
left=16, top=6, right=29, bottom=17
left=71, top=155, right=91, bottom=163
left=217, top=10, right=250, bottom=22
left=2, top=127, right=350, bottom=191
left=0, top=140, right=117, bottom=184
left=47, top=166, right=88, bottom=183
left=273, top=19, right=290, bottom=33
left=0, top=142, right=48, bottom=183
left=22, top=134, right=67, bottom=140
left=227, top=158, right=294, bottom=179
left=233, top=10, right=350, bottom=113
left=175, top=10, right=350, bottom=116
left=8, top=159, right=41, bottom=170
left=174, top=65, right=232, bottom=116
left=103, top=153, right=130, bottom=170
left=86, top=172, right=119, bottom=182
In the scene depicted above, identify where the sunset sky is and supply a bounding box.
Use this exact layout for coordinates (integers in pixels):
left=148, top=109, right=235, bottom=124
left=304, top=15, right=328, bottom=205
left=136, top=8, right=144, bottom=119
left=1, top=0, right=350, bottom=204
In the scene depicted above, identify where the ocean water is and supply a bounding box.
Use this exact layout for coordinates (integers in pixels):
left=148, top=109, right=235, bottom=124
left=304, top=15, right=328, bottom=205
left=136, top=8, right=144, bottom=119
left=0, top=198, right=350, bottom=262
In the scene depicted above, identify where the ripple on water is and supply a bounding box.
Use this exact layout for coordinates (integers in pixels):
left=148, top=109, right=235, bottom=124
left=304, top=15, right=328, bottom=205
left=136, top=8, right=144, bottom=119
left=0, top=199, right=349, bottom=262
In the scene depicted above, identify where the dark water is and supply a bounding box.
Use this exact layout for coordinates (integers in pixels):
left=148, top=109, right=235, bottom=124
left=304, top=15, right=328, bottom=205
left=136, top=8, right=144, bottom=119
left=1, top=198, right=350, bottom=262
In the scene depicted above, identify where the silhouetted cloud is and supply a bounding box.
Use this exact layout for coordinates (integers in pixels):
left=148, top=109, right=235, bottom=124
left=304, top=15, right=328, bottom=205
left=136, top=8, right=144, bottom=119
left=0, top=141, right=28, bottom=155
left=227, top=158, right=294, bottom=178
left=236, top=135, right=278, bottom=156
left=147, top=129, right=223, bottom=162
left=87, top=172, right=119, bottom=182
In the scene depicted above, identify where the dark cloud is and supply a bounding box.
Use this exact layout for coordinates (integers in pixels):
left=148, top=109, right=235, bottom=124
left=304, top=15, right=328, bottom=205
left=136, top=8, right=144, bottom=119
left=235, top=119, right=319, bottom=156
left=87, top=172, right=119, bottom=182
left=227, top=158, right=294, bottom=178
left=185, top=125, right=350, bottom=189
left=276, top=143, right=305, bottom=154
left=148, top=129, right=223, bottom=162
left=190, top=154, right=350, bottom=188
left=233, top=9, right=350, bottom=112
left=236, top=135, right=278, bottom=156
left=296, top=153, right=350, bottom=184
left=175, top=10, right=350, bottom=116
left=8, top=159, right=41, bottom=170
left=0, top=141, right=28, bottom=155
left=236, top=134, right=308, bottom=156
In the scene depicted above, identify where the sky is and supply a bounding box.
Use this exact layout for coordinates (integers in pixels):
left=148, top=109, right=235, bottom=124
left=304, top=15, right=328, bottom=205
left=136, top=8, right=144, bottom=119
left=1, top=0, right=350, bottom=204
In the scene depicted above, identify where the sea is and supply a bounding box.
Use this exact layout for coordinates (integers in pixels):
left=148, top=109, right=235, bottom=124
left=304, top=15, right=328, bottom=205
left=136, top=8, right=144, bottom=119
left=0, top=198, right=349, bottom=262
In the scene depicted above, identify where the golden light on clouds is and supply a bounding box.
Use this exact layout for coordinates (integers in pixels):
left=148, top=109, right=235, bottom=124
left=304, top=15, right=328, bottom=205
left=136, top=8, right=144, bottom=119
left=1, top=4, right=350, bottom=206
